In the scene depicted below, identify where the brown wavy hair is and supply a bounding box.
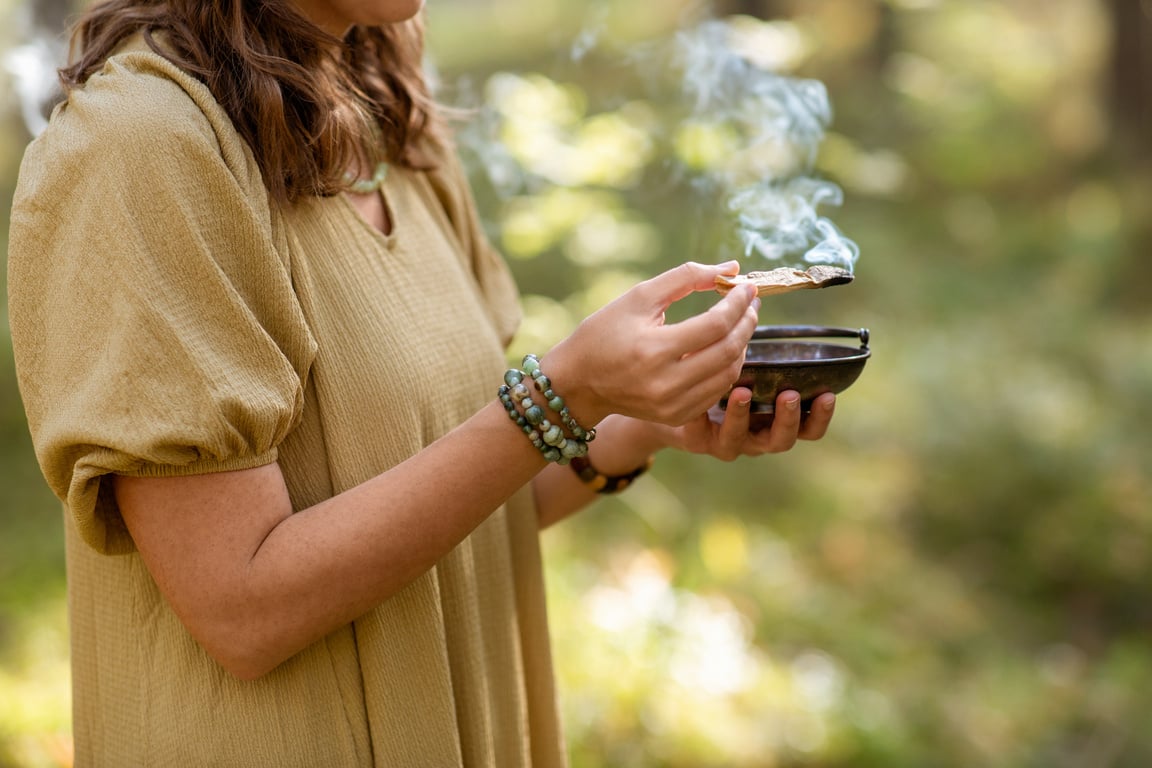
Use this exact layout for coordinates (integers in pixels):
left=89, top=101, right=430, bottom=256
left=60, top=0, right=443, bottom=203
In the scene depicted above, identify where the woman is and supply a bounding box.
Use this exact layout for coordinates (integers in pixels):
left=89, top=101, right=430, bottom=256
left=7, top=0, right=836, bottom=765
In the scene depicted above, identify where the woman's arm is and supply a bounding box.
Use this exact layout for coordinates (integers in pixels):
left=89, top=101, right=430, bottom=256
left=115, top=401, right=543, bottom=682
left=116, top=262, right=758, bottom=680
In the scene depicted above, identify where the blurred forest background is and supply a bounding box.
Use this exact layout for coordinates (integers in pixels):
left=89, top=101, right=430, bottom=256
left=2, top=0, right=1151, bottom=766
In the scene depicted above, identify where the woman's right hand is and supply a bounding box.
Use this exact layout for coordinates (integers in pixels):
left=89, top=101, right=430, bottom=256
left=542, top=261, right=760, bottom=428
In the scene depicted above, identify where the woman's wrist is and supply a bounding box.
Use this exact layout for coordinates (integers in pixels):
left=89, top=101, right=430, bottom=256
left=499, top=355, right=596, bottom=465
left=538, top=338, right=610, bottom=428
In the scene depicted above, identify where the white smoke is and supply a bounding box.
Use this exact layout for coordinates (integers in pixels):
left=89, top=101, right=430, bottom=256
left=449, top=13, right=859, bottom=271
left=675, top=19, right=859, bottom=271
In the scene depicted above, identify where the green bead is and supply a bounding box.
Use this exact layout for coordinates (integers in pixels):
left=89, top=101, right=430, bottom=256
left=504, top=369, right=524, bottom=386
left=561, top=440, right=582, bottom=458
left=522, top=356, right=540, bottom=375
left=542, top=447, right=562, bottom=462
left=534, top=374, right=551, bottom=391
left=525, top=405, right=545, bottom=425
left=542, top=424, right=563, bottom=446
left=548, top=396, right=564, bottom=411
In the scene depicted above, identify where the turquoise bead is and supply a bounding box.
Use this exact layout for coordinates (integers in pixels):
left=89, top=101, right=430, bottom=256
left=504, top=369, right=524, bottom=386
left=522, top=356, right=540, bottom=375
left=525, top=405, right=545, bottom=425
left=561, top=440, right=582, bottom=458
left=347, top=161, right=389, bottom=194
left=548, top=396, right=564, bottom=411
left=542, top=424, right=563, bottom=446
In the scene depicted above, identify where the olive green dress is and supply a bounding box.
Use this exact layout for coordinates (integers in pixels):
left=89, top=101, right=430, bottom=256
left=8, top=40, right=565, bottom=767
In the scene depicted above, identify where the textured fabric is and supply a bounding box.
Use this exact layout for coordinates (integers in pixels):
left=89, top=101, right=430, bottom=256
left=8, top=41, right=565, bottom=768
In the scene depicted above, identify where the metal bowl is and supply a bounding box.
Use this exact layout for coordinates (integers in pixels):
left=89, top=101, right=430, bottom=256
left=720, top=325, right=871, bottom=430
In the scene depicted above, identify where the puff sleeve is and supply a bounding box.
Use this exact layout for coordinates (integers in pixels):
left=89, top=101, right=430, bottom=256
left=7, top=53, right=316, bottom=555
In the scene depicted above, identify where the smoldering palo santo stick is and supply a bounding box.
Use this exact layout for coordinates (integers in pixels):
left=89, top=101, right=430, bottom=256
left=714, top=265, right=854, bottom=297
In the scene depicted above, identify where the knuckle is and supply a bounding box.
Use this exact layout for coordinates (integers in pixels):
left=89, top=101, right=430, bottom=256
left=673, top=262, right=700, bottom=282
left=726, top=358, right=745, bottom=384
left=725, top=334, right=748, bottom=361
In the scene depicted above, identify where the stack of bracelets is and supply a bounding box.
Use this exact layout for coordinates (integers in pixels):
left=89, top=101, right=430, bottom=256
left=499, top=354, right=652, bottom=494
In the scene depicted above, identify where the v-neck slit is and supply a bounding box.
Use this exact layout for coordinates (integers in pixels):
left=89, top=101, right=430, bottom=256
left=340, top=184, right=398, bottom=248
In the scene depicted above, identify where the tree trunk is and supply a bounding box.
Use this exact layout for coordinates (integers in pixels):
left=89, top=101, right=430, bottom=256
left=1107, top=0, right=1152, bottom=157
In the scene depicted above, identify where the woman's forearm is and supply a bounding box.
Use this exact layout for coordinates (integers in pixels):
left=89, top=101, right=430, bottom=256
left=116, top=400, right=548, bottom=680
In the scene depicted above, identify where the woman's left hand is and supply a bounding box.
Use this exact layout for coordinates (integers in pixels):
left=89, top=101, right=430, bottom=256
left=659, top=388, right=836, bottom=460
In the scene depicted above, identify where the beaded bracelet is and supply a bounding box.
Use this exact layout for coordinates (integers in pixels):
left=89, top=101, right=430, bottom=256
left=500, top=355, right=596, bottom=464
left=498, top=384, right=589, bottom=464
left=570, top=455, right=654, bottom=494
left=520, top=354, right=596, bottom=442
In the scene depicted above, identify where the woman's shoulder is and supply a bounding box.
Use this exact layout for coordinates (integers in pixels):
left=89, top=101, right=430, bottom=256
left=30, top=36, right=256, bottom=190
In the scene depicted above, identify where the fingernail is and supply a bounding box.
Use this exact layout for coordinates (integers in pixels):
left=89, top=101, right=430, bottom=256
left=824, top=396, right=836, bottom=412
left=785, top=397, right=800, bottom=411
left=738, top=397, right=751, bottom=408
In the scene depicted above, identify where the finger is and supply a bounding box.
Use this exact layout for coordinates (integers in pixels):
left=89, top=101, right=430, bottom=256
left=756, top=390, right=802, bottom=453
left=659, top=285, right=758, bottom=362
left=668, top=294, right=758, bottom=382
left=798, top=392, right=835, bottom=440
left=645, top=299, right=758, bottom=423
left=632, top=261, right=741, bottom=311
left=714, top=386, right=753, bottom=460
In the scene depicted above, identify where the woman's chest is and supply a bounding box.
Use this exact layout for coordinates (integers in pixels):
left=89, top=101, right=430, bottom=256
left=282, top=175, right=508, bottom=458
